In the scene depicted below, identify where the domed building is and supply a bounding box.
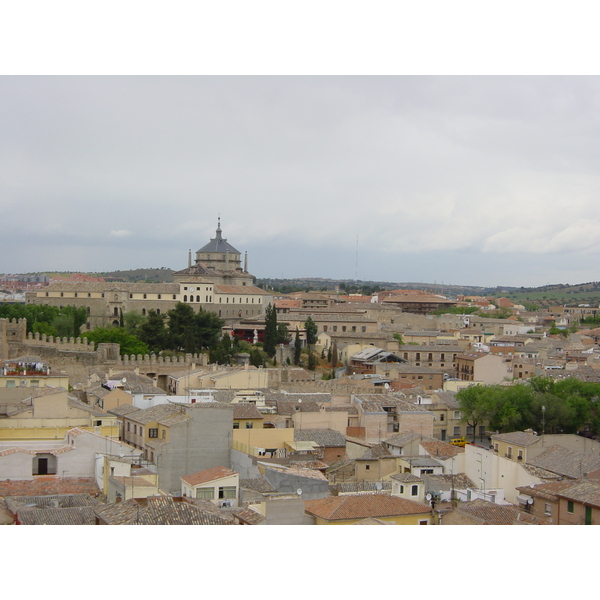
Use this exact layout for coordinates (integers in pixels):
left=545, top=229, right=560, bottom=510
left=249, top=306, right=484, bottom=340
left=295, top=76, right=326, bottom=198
left=173, top=218, right=255, bottom=287
left=26, top=218, right=269, bottom=330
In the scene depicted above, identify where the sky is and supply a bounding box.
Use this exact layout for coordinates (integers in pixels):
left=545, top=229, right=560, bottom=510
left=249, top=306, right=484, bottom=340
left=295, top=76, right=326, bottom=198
left=2, top=9, right=600, bottom=289
left=2, top=76, right=600, bottom=288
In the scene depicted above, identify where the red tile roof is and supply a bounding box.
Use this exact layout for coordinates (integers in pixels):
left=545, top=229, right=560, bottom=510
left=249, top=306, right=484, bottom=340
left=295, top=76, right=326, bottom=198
left=304, top=493, right=430, bottom=521
left=181, top=466, right=238, bottom=487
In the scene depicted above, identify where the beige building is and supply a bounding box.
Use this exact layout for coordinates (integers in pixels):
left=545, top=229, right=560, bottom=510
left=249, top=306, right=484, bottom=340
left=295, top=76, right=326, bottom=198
left=455, top=352, right=512, bottom=384
left=181, top=466, right=240, bottom=508
left=25, top=220, right=269, bottom=328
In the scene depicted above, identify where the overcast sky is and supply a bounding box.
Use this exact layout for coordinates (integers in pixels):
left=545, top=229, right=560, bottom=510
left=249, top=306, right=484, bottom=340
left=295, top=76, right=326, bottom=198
left=1, top=75, right=600, bottom=288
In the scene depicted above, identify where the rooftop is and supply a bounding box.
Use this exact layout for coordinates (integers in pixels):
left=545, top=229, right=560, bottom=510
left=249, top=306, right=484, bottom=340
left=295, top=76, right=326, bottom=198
left=304, top=493, right=431, bottom=521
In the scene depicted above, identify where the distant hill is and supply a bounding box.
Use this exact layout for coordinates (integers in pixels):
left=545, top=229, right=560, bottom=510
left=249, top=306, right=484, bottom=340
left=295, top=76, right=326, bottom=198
left=35, top=269, right=175, bottom=284
left=9, top=270, right=600, bottom=306
left=94, top=268, right=175, bottom=283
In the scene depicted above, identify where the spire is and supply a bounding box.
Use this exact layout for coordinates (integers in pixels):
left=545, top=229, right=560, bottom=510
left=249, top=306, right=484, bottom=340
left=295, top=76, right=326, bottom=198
left=216, top=216, right=222, bottom=240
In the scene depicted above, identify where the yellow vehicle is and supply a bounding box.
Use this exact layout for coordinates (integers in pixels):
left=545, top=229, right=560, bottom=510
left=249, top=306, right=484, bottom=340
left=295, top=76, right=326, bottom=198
left=450, top=437, right=467, bottom=447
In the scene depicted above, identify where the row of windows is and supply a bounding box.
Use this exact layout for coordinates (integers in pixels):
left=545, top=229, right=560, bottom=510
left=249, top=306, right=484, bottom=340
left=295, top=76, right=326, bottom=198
left=4, top=380, right=40, bottom=387
left=183, top=295, right=212, bottom=303
left=195, top=486, right=237, bottom=500
left=323, top=325, right=367, bottom=333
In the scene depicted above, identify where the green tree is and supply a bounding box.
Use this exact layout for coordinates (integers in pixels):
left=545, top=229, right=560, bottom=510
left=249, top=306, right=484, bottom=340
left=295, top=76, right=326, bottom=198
left=51, top=305, right=88, bottom=338
left=137, top=310, right=168, bottom=352
left=277, top=322, right=291, bottom=345
left=263, top=303, right=278, bottom=358
left=304, top=316, right=318, bottom=346
left=83, top=327, right=150, bottom=356
left=250, top=348, right=266, bottom=368
left=293, top=329, right=302, bottom=365
left=307, top=349, right=317, bottom=371
left=331, top=342, right=339, bottom=368
left=165, top=303, right=224, bottom=353
left=393, top=333, right=404, bottom=345
left=457, top=385, right=496, bottom=442
left=209, top=334, right=235, bottom=365
left=123, top=310, right=147, bottom=334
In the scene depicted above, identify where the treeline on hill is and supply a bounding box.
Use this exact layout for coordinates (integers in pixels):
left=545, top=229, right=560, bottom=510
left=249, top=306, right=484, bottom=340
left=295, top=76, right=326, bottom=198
left=457, top=377, right=600, bottom=439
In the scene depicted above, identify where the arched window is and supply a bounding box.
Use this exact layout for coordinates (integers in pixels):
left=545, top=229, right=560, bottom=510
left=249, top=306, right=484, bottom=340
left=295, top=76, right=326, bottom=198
left=196, top=295, right=200, bottom=302
left=183, top=295, right=188, bottom=302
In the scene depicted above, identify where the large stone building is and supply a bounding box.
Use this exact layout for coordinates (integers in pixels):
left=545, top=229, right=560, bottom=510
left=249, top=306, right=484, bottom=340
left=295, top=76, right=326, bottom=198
left=25, top=220, right=270, bottom=329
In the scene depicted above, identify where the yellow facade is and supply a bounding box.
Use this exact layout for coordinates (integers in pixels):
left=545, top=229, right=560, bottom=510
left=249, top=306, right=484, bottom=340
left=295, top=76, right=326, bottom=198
left=312, top=513, right=432, bottom=525
left=233, top=418, right=264, bottom=430
left=232, top=428, right=294, bottom=456
left=0, top=425, right=119, bottom=440
left=0, top=374, right=69, bottom=388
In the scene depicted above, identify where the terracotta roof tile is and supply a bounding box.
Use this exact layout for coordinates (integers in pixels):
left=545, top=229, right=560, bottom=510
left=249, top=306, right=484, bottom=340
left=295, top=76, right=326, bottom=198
left=304, top=493, right=431, bottom=521
left=181, top=466, right=238, bottom=487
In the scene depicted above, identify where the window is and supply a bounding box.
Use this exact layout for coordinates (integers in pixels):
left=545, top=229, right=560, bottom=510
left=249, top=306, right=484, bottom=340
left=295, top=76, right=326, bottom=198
left=440, top=414, right=445, bottom=422
left=245, top=422, right=253, bottom=429
left=399, top=485, right=404, bottom=493
left=162, top=430, right=166, bottom=439
left=507, top=446, right=513, bottom=459
left=196, top=488, right=215, bottom=500
left=133, top=425, right=137, bottom=434
left=453, top=426, right=460, bottom=436
left=411, top=485, right=419, bottom=496
left=149, top=428, right=158, bottom=438
left=567, top=501, right=574, bottom=514
left=544, top=503, right=551, bottom=516
left=454, top=411, right=461, bottom=419
left=233, top=422, right=240, bottom=429
left=6, top=380, right=15, bottom=388
left=127, top=422, right=130, bottom=432
left=219, top=486, right=237, bottom=499
left=365, top=465, right=370, bottom=470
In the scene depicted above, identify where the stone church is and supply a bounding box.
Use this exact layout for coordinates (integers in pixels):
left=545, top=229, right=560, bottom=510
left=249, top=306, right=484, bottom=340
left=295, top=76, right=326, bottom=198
left=174, top=218, right=255, bottom=287
left=26, top=219, right=269, bottom=330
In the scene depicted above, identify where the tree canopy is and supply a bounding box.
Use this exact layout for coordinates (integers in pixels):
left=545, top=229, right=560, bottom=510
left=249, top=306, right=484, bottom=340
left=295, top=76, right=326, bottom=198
left=457, top=377, right=600, bottom=439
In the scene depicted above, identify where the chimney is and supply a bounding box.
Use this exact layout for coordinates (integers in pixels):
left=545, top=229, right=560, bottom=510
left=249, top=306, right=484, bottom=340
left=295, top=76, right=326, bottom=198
left=188, top=249, right=192, bottom=268
left=244, top=251, right=248, bottom=273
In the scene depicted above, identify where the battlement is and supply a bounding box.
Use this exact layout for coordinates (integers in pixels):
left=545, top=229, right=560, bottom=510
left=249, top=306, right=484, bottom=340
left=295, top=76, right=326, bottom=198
left=23, top=331, right=95, bottom=351
left=117, top=353, right=208, bottom=367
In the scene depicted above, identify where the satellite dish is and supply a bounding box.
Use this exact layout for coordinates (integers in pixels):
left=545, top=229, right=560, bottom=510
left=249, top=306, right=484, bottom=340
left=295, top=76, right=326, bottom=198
left=375, top=482, right=383, bottom=491
left=122, top=378, right=126, bottom=384
left=426, top=493, right=432, bottom=501
left=296, top=488, right=303, bottom=496
left=384, top=383, right=390, bottom=389
left=527, top=497, right=534, bottom=505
